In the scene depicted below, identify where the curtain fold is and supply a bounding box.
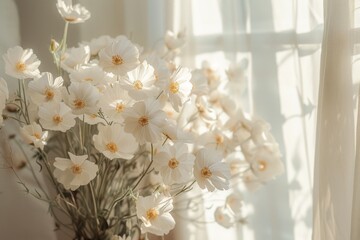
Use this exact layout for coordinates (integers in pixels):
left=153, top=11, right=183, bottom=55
left=312, top=0, right=355, bottom=239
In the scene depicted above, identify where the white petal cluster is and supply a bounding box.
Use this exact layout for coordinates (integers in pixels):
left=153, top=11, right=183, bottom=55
left=28, top=72, right=64, bottom=105
left=63, top=82, right=101, bottom=115
left=164, top=30, right=186, bottom=50
left=165, top=67, right=192, bottom=112
left=61, top=45, right=90, bottom=73
left=123, top=61, right=156, bottom=100
left=123, top=99, right=166, bottom=144
left=93, top=124, right=137, bottom=160
left=3, top=46, right=40, bottom=79
left=39, top=102, right=76, bottom=132
left=99, top=36, right=140, bottom=75
left=53, top=152, right=98, bottom=191
left=153, top=143, right=195, bottom=185
left=56, top=0, right=90, bottom=23
left=20, top=123, right=48, bottom=150
left=214, top=206, right=233, bottom=228
left=136, top=194, right=175, bottom=236
left=194, top=148, right=231, bottom=191
left=98, top=83, right=133, bottom=123
left=249, top=144, right=284, bottom=182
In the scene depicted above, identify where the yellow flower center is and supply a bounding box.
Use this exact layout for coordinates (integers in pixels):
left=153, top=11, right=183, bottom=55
left=73, top=99, right=86, bottom=109
left=133, top=80, right=143, bottom=90
left=230, top=162, right=240, bottom=175
left=106, top=142, right=118, bottom=153
left=84, top=77, right=93, bottom=82
left=138, top=116, right=149, bottom=126
left=64, top=17, right=77, bottom=22
left=146, top=208, right=159, bottom=221
left=215, top=135, right=224, bottom=145
left=33, top=133, right=41, bottom=139
left=168, top=158, right=179, bottom=169
left=258, top=160, right=267, bottom=171
left=71, top=164, right=82, bottom=174
left=197, top=105, right=205, bottom=114
left=154, top=72, right=159, bottom=81
left=112, top=55, right=124, bottom=65
left=217, top=214, right=224, bottom=221
left=201, top=167, right=212, bottom=178
left=52, top=114, right=63, bottom=125
left=115, top=103, right=125, bottom=113
left=16, top=62, right=26, bottom=72
left=44, top=89, right=55, bottom=101
left=169, top=81, right=179, bottom=94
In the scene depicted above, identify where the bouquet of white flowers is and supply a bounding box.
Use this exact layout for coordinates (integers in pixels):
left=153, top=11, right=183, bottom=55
left=0, top=0, right=284, bottom=239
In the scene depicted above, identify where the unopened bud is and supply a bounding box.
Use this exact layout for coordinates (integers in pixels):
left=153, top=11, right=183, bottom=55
left=50, top=39, right=59, bottom=53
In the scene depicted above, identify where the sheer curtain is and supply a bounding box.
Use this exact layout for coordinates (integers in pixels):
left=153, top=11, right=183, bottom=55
left=313, top=0, right=360, bottom=239
left=167, top=0, right=321, bottom=239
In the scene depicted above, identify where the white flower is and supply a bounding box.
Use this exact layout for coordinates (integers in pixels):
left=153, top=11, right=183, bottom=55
left=87, top=35, right=113, bottom=56
left=164, top=30, right=186, bottom=50
left=99, top=36, right=140, bottom=75
left=225, top=192, right=243, bottom=215
left=136, top=194, right=175, bottom=236
left=165, top=67, right=192, bottom=112
left=28, top=72, right=64, bottom=105
left=98, top=83, right=133, bottom=123
left=82, top=110, right=106, bottom=125
left=123, top=61, right=157, bottom=100
left=162, top=121, right=193, bottom=143
left=56, top=0, right=90, bottom=23
left=153, top=143, right=195, bottom=185
left=123, top=99, right=167, bottom=144
left=69, top=65, right=112, bottom=87
left=53, top=152, right=98, bottom=191
left=3, top=46, right=40, bottom=79
left=63, top=82, right=101, bottom=115
left=226, top=59, right=248, bottom=82
left=241, top=170, right=262, bottom=192
left=197, top=128, right=233, bottom=156
left=39, top=102, right=76, bottom=132
left=144, top=53, right=171, bottom=88
left=225, top=151, right=248, bottom=176
left=249, top=144, right=284, bottom=182
left=194, top=148, right=230, bottom=191
left=190, top=69, right=209, bottom=96
left=93, top=124, right=138, bottom=160
left=214, top=207, right=234, bottom=228
left=20, top=122, right=48, bottom=150
left=61, top=45, right=90, bottom=73
left=195, top=96, right=217, bottom=124
left=202, top=61, right=221, bottom=90
left=226, top=110, right=253, bottom=144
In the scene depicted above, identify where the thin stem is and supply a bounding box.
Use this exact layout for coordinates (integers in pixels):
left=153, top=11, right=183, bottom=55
left=174, top=180, right=196, bottom=197
left=132, top=144, right=154, bottom=191
left=89, top=182, right=100, bottom=229
left=21, top=80, right=30, bottom=124
left=61, top=22, right=69, bottom=54
left=13, top=140, right=50, bottom=200
left=3, top=114, right=27, bottom=124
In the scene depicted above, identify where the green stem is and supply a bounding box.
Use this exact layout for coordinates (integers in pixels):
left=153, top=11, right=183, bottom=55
left=132, top=144, right=154, bottom=191
left=89, top=182, right=100, bottom=236
left=13, top=140, right=50, bottom=200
